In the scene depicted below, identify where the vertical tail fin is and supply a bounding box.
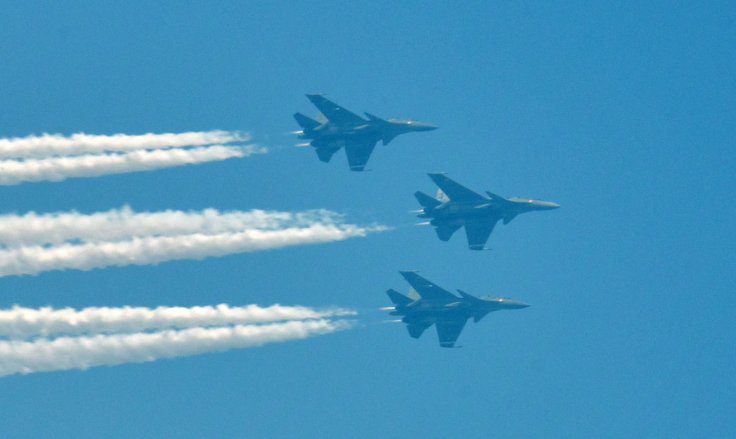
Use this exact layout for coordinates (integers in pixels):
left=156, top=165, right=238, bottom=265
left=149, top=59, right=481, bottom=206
left=387, top=289, right=413, bottom=306
left=414, top=191, right=441, bottom=209
left=293, top=112, right=321, bottom=130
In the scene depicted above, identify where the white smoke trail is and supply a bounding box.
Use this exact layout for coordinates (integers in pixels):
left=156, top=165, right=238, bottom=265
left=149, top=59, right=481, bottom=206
left=0, top=208, right=385, bottom=276
left=0, top=145, right=264, bottom=186
left=0, top=130, right=250, bottom=158
left=0, top=226, right=364, bottom=275
left=0, top=319, right=354, bottom=377
left=0, top=304, right=356, bottom=338
left=0, top=207, right=337, bottom=247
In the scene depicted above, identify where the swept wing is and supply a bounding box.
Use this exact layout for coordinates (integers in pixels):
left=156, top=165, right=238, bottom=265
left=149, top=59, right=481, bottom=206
left=399, top=271, right=458, bottom=303
left=464, top=219, right=497, bottom=250
left=428, top=173, right=486, bottom=203
left=306, top=94, right=366, bottom=127
left=436, top=318, right=468, bottom=348
left=344, top=139, right=377, bottom=171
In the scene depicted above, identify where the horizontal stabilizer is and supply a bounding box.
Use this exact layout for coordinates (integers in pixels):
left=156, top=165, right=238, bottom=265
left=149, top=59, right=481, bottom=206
left=315, top=147, right=340, bottom=163
left=414, top=191, right=441, bottom=209
left=387, top=289, right=413, bottom=306
left=407, top=321, right=432, bottom=339
left=293, top=112, right=320, bottom=130
left=435, top=223, right=460, bottom=241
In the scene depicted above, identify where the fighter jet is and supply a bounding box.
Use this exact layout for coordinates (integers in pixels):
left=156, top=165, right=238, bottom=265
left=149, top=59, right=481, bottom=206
left=384, top=271, right=529, bottom=348
left=293, top=94, right=437, bottom=171
left=415, top=173, right=560, bottom=250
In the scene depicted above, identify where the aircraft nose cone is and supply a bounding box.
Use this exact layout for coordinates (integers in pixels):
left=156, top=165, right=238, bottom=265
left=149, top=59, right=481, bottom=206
left=497, top=299, right=529, bottom=309
left=535, top=201, right=560, bottom=210
left=408, top=122, right=437, bottom=131
left=507, top=300, right=530, bottom=309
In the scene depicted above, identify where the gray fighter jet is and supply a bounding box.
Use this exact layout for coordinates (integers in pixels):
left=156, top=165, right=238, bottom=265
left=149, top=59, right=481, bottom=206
left=293, top=94, right=437, bottom=171
left=385, top=271, right=529, bottom=348
left=415, top=173, right=560, bottom=250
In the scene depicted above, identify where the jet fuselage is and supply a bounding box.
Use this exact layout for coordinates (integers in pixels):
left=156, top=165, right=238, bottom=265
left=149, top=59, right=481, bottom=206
left=390, top=296, right=529, bottom=327
left=299, top=123, right=382, bottom=148
left=294, top=94, right=436, bottom=171
left=386, top=271, right=529, bottom=347
left=418, top=198, right=559, bottom=227
left=299, top=119, right=435, bottom=149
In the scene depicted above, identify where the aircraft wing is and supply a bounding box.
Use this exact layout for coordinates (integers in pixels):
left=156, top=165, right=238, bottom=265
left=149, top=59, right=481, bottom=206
left=306, top=94, right=366, bottom=127
left=406, top=321, right=432, bottom=339
left=434, top=223, right=461, bottom=241
left=399, top=271, right=458, bottom=303
left=464, top=219, right=497, bottom=250
left=344, top=139, right=377, bottom=171
left=315, top=146, right=341, bottom=163
left=428, top=174, right=486, bottom=202
left=436, top=317, right=468, bottom=348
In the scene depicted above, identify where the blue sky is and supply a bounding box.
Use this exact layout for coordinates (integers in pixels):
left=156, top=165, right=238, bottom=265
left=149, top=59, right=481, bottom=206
left=0, top=1, right=734, bottom=437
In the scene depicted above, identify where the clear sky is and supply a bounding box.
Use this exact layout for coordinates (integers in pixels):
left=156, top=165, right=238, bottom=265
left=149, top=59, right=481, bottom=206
left=1, top=1, right=734, bottom=437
